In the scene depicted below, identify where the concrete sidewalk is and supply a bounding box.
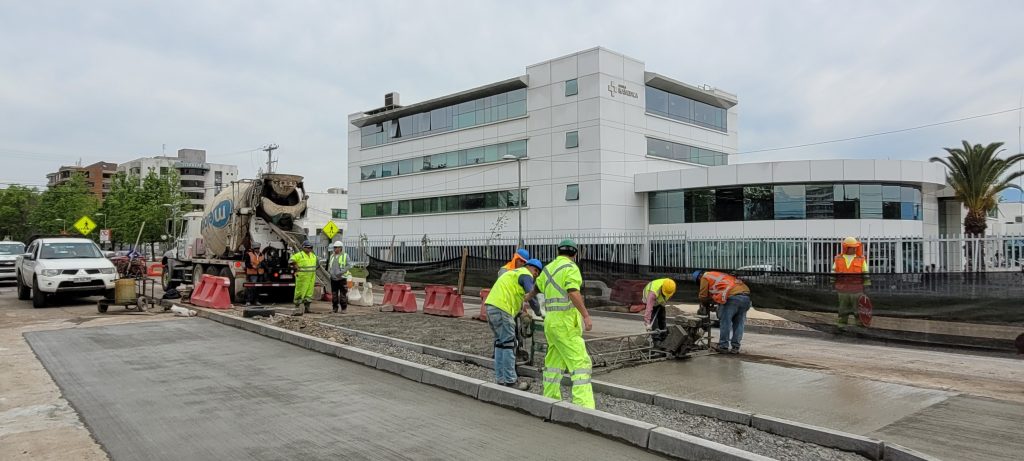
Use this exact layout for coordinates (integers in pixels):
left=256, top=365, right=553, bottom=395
left=25, top=319, right=665, bottom=461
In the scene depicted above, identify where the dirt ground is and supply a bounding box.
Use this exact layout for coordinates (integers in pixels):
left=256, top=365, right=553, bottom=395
left=0, top=284, right=180, bottom=461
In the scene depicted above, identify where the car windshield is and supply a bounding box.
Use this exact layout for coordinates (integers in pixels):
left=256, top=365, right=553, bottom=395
left=0, top=243, right=25, bottom=255
left=40, top=242, right=103, bottom=259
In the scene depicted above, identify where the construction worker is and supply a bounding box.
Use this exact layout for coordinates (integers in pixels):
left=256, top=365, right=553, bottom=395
left=484, top=258, right=543, bottom=390
left=498, top=248, right=530, bottom=276
left=693, top=270, right=751, bottom=354
left=244, top=242, right=265, bottom=306
left=832, top=236, right=870, bottom=328
left=527, top=239, right=595, bottom=409
left=326, top=241, right=352, bottom=313
left=289, top=241, right=318, bottom=313
left=641, top=278, right=676, bottom=341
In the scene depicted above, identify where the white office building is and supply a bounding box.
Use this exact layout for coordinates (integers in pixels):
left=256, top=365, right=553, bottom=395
left=346, top=47, right=961, bottom=252
left=118, top=149, right=239, bottom=211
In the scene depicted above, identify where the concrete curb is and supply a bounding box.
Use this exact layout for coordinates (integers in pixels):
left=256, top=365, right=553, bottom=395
left=883, top=443, right=942, bottom=461
left=550, top=401, right=656, bottom=447
left=420, top=368, right=485, bottom=398
left=648, top=427, right=776, bottom=461
left=477, top=383, right=556, bottom=419
left=375, top=355, right=429, bottom=382
left=751, top=414, right=883, bottom=460
left=593, top=381, right=656, bottom=404
left=653, top=393, right=753, bottom=426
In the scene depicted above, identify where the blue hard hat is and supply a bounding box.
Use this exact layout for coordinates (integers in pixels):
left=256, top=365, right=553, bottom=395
left=516, top=248, right=530, bottom=260
left=692, top=270, right=703, bottom=282
left=302, top=241, right=313, bottom=248
left=526, top=258, right=543, bottom=270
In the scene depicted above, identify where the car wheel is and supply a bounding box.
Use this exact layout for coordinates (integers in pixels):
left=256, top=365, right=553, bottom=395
left=97, top=301, right=108, bottom=313
left=16, top=272, right=30, bottom=300
left=32, top=277, right=47, bottom=308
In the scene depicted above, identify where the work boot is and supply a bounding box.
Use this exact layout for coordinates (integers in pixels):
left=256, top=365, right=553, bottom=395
left=503, top=381, right=530, bottom=391
left=729, top=348, right=741, bottom=355
left=332, top=305, right=338, bottom=313
left=304, top=303, right=312, bottom=314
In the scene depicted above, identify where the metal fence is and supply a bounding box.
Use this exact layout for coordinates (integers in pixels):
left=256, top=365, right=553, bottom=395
left=327, top=232, right=1024, bottom=274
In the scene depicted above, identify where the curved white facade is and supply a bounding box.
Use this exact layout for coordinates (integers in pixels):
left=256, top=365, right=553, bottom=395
left=634, top=159, right=949, bottom=238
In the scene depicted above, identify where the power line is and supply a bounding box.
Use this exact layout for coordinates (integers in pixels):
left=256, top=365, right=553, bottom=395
left=736, top=106, right=1024, bottom=155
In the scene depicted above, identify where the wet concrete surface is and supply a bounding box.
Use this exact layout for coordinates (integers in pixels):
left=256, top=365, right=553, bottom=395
left=603, top=355, right=954, bottom=435
left=24, top=319, right=665, bottom=461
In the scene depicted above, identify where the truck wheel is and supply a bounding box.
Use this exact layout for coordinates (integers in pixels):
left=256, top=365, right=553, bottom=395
left=16, top=272, right=30, bottom=300
left=205, top=266, right=219, bottom=276
left=192, top=265, right=204, bottom=287
left=32, top=277, right=47, bottom=308
left=218, top=267, right=236, bottom=303
left=162, top=269, right=179, bottom=291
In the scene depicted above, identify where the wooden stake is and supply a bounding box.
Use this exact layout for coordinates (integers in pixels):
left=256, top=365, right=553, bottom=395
left=457, top=247, right=469, bottom=295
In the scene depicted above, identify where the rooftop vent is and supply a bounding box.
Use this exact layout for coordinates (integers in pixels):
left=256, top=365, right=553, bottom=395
left=385, top=92, right=400, bottom=107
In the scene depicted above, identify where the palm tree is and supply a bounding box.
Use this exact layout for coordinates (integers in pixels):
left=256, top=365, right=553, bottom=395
left=930, top=141, right=1024, bottom=236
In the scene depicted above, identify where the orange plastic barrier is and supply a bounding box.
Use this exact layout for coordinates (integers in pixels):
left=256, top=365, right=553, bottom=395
left=383, top=283, right=412, bottom=306
left=147, top=263, right=164, bottom=276
left=393, top=286, right=418, bottom=313
left=473, top=288, right=491, bottom=322
left=423, top=285, right=464, bottom=318
left=190, top=274, right=233, bottom=309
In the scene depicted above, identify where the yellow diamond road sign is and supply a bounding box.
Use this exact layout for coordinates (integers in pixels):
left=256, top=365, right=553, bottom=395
left=322, top=220, right=339, bottom=240
left=74, top=216, right=97, bottom=236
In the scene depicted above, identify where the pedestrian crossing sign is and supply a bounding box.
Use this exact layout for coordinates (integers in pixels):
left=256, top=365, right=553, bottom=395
left=322, top=220, right=339, bottom=240
left=74, top=216, right=97, bottom=236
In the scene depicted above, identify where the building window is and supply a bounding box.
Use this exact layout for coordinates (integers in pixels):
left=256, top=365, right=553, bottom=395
left=360, top=87, right=527, bottom=148
left=565, top=79, right=578, bottom=96
left=566, top=184, right=579, bottom=201
left=565, top=131, right=579, bottom=149
left=360, top=189, right=527, bottom=218
left=645, top=85, right=727, bottom=132
left=651, top=183, right=923, bottom=224
left=331, top=209, right=348, bottom=220
left=646, top=138, right=727, bottom=166
left=361, top=140, right=527, bottom=181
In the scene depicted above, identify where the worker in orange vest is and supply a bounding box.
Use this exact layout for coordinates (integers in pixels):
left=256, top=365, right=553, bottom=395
left=832, top=236, right=870, bottom=327
left=693, top=270, right=751, bottom=354
left=244, top=242, right=265, bottom=306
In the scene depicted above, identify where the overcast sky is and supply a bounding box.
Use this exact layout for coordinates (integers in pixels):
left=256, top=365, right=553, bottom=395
left=2, top=0, right=1023, bottom=199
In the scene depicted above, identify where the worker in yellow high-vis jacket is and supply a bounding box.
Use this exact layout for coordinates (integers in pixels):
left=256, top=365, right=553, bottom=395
left=526, top=239, right=595, bottom=409
left=289, top=241, right=318, bottom=313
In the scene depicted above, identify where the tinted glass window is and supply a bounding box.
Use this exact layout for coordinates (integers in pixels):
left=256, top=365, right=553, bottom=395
left=644, top=85, right=726, bottom=131
left=685, top=190, right=715, bottom=223
left=774, top=185, right=806, bottom=220
left=41, top=242, right=103, bottom=259
left=805, top=184, right=834, bottom=219
left=646, top=137, right=728, bottom=167
left=566, top=184, right=579, bottom=201
left=743, top=186, right=774, bottom=220
left=0, top=243, right=24, bottom=255
left=645, top=86, right=668, bottom=113
left=860, top=184, right=883, bottom=219
left=566, top=131, right=579, bottom=149
left=565, top=79, right=578, bottom=96
left=715, top=187, right=744, bottom=222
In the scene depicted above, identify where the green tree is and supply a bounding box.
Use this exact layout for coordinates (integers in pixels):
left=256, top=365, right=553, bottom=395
left=930, top=140, right=1024, bottom=236
left=29, top=174, right=101, bottom=236
left=0, top=185, right=40, bottom=241
left=99, top=172, right=146, bottom=248
left=100, top=169, right=190, bottom=251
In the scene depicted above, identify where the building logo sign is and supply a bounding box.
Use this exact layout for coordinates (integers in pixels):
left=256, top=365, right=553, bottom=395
left=607, top=81, right=638, bottom=99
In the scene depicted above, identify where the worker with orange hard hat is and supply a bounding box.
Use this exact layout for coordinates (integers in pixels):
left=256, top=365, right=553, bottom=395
left=832, top=236, right=870, bottom=328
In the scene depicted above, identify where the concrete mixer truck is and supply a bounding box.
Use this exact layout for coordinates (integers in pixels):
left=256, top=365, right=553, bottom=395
left=161, top=173, right=330, bottom=303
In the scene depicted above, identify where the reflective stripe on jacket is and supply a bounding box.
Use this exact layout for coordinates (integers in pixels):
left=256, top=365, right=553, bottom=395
left=700, top=271, right=749, bottom=305
left=290, top=251, right=318, bottom=273
left=328, top=252, right=351, bottom=279
left=536, top=256, right=583, bottom=328
left=485, top=266, right=532, bottom=317
left=245, top=251, right=264, bottom=275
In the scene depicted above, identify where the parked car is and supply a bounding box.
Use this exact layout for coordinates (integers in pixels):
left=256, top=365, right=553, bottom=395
left=15, top=238, right=118, bottom=307
left=0, top=241, right=26, bottom=281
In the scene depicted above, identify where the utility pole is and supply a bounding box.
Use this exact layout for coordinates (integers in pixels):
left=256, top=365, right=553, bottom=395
left=262, top=144, right=279, bottom=174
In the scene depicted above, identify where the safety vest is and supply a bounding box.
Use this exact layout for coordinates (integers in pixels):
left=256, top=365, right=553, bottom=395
left=330, top=252, right=351, bottom=278
left=290, top=251, right=318, bottom=274
left=246, top=251, right=264, bottom=275
left=833, top=254, right=867, bottom=293
left=643, top=279, right=670, bottom=305
left=485, top=266, right=532, bottom=317
left=702, top=271, right=742, bottom=305
left=536, top=256, right=582, bottom=326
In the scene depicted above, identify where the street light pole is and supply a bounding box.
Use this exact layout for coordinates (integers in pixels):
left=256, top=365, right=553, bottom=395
left=503, top=154, right=523, bottom=248
left=55, top=218, right=66, bottom=234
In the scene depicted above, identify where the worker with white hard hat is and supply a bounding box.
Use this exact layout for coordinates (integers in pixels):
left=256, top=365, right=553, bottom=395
left=832, top=236, right=870, bottom=328
left=326, top=241, right=352, bottom=313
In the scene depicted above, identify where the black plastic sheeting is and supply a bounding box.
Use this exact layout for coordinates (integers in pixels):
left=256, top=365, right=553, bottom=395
left=368, top=255, right=1024, bottom=350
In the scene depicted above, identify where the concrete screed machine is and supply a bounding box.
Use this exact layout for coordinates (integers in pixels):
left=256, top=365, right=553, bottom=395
left=162, top=173, right=348, bottom=308
left=522, top=313, right=714, bottom=371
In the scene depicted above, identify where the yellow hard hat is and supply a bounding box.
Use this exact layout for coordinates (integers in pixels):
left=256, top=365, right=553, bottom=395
left=843, top=236, right=860, bottom=246
left=661, top=279, right=676, bottom=298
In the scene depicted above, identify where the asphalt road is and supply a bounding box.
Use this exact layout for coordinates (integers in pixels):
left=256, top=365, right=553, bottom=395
left=24, top=318, right=665, bottom=461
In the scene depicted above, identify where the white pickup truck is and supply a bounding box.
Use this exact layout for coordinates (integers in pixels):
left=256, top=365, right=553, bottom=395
left=15, top=237, right=118, bottom=307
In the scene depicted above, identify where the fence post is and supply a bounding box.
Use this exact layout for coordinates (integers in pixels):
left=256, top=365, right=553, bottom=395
left=457, top=247, right=469, bottom=295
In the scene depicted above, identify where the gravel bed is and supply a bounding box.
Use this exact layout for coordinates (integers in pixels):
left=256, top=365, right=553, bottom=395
left=253, top=314, right=865, bottom=461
